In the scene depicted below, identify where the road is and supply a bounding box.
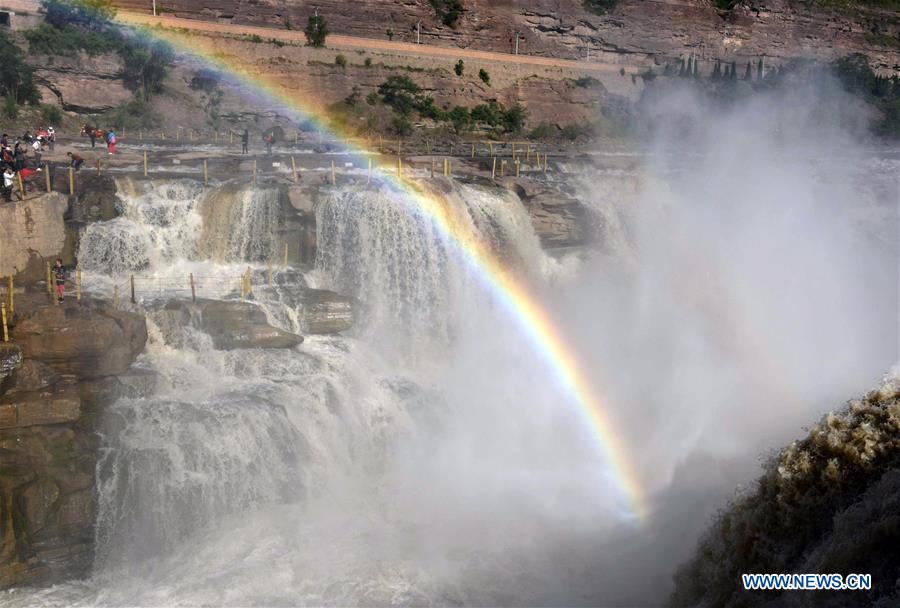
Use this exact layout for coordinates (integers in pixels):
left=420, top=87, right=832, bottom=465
left=115, top=11, right=637, bottom=76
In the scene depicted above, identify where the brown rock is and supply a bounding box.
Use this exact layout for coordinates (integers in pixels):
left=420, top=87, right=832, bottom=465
left=0, top=380, right=81, bottom=429
left=298, top=289, right=355, bottom=335
left=12, top=300, right=148, bottom=379
left=162, top=299, right=303, bottom=349
left=19, top=477, right=60, bottom=535
left=3, top=360, right=59, bottom=394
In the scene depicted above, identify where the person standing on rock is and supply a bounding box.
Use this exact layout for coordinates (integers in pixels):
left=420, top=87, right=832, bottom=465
left=106, top=129, right=117, bottom=155
left=264, top=132, right=274, bottom=155
left=2, top=166, right=16, bottom=202
left=13, top=143, right=26, bottom=172
left=67, top=152, right=85, bottom=171
left=241, top=129, right=249, bottom=154
left=31, top=137, right=42, bottom=166
left=53, top=259, right=67, bottom=303
left=47, top=127, right=56, bottom=152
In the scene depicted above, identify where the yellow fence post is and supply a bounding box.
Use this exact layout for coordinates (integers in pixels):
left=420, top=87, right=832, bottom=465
left=491, top=156, right=496, bottom=179
left=511, top=142, right=516, bottom=160
left=214, top=131, right=218, bottom=144
left=96, top=158, right=101, bottom=176
left=44, top=163, right=51, bottom=193
left=489, top=142, right=494, bottom=158
left=17, top=172, right=25, bottom=201
left=367, top=158, right=371, bottom=184
left=139, top=129, right=143, bottom=141
left=68, top=167, right=74, bottom=195
left=45, top=262, right=52, bottom=297
left=397, top=157, right=402, bottom=180
left=230, top=131, right=234, bottom=145
left=1, top=302, right=8, bottom=343
left=515, top=159, right=520, bottom=178
left=6, top=276, right=13, bottom=315
left=143, top=151, right=148, bottom=177
left=252, top=160, right=257, bottom=185
left=76, top=267, right=81, bottom=301
left=431, top=158, right=435, bottom=178
left=283, top=243, right=288, bottom=267
left=471, top=143, right=475, bottom=158
left=203, top=159, right=208, bottom=185
left=331, top=161, right=336, bottom=185
left=190, top=273, right=196, bottom=302
left=291, top=156, right=298, bottom=183
left=130, top=275, right=136, bottom=304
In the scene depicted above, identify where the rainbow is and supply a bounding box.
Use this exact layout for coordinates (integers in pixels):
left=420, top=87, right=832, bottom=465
left=115, top=15, right=649, bottom=521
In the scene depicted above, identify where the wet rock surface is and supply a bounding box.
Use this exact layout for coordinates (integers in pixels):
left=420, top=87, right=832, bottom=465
left=297, top=289, right=355, bottom=335
left=0, top=301, right=148, bottom=588
left=161, top=298, right=304, bottom=349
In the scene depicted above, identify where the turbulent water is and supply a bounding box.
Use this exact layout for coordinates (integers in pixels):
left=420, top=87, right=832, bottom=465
left=9, top=138, right=898, bottom=606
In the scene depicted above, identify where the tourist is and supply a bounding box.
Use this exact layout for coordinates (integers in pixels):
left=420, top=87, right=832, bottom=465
left=264, top=133, right=274, bottom=155
left=106, top=129, right=116, bottom=155
left=2, top=166, right=15, bottom=202
left=13, top=143, right=25, bottom=171
left=47, top=127, right=56, bottom=152
left=67, top=151, right=85, bottom=171
left=53, top=258, right=66, bottom=303
left=2, top=146, right=14, bottom=171
left=31, top=137, right=42, bottom=165
left=0, top=134, right=7, bottom=147
left=241, top=129, right=249, bottom=154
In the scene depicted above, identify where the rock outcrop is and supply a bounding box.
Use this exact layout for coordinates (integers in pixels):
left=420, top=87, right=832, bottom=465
left=12, top=300, right=149, bottom=378
left=0, top=193, right=69, bottom=280
left=29, top=51, right=133, bottom=113
left=0, top=301, right=148, bottom=589
left=160, top=299, right=304, bottom=349
left=297, top=289, right=354, bottom=335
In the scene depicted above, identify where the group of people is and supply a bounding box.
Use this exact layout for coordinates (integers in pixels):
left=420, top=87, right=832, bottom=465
left=1, top=129, right=55, bottom=202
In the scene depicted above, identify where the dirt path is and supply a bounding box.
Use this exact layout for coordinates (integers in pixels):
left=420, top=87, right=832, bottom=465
left=116, top=11, right=637, bottom=75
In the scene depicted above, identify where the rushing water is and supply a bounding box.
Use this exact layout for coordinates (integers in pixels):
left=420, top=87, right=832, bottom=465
left=9, top=142, right=898, bottom=606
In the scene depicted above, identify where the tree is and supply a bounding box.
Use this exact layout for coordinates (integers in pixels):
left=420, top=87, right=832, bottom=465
left=478, top=68, right=490, bottom=85
left=454, top=59, right=464, bottom=77
left=378, top=75, right=421, bottom=115
left=335, top=54, right=347, bottom=68
left=42, top=0, right=115, bottom=31
left=305, top=14, right=328, bottom=47
left=119, top=33, right=174, bottom=100
left=448, top=105, right=470, bottom=133
left=386, top=28, right=394, bottom=41
left=502, top=104, right=527, bottom=134
left=0, top=32, right=40, bottom=105
left=391, top=114, right=412, bottom=136
left=428, top=0, right=464, bottom=28
left=583, top=0, right=618, bottom=15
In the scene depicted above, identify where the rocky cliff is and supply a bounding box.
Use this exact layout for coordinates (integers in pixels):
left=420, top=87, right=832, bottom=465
left=110, top=0, right=900, bottom=74
left=0, top=300, right=148, bottom=588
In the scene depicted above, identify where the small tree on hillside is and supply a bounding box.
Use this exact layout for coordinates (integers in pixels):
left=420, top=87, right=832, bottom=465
left=478, top=68, right=490, bottom=85
left=305, top=14, right=328, bottom=47
left=454, top=59, right=464, bottom=76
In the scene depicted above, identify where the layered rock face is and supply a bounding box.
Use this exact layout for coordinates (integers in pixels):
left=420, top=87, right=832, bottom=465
left=0, top=301, right=148, bottom=588
left=30, top=51, right=133, bottom=112
left=110, top=0, right=900, bottom=73
left=160, top=299, right=304, bottom=349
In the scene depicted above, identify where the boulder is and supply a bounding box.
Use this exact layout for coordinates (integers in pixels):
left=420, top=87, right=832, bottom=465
left=163, top=299, right=303, bottom=350
left=11, top=300, right=148, bottom=379
left=298, top=289, right=355, bottom=334
left=0, top=379, right=81, bottom=429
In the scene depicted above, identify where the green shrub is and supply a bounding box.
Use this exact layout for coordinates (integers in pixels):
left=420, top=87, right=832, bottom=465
left=40, top=104, right=63, bottom=124
left=529, top=121, right=557, bottom=140
left=366, top=91, right=379, bottom=105
left=378, top=75, right=422, bottom=115
left=3, top=94, right=18, bottom=119
left=454, top=59, right=464, bottom=76
left=470, top=100, right=503, bottom=126
left=249, top=34, right=263, bottom=43
left=583, top=0, right=618, bottom=15
left=364, top=57, right=373, bottom=67
left=573, top=75, right=599, bottom=87
left=335, top=54, right=347, bottom=68
left=0, top=31, right=40, bottom=104
left=391, top=113, right=413, bottom=136
left=428, top=0, right=464, bottom=28
left=344, top=85, right=361, bottom=106
left=502, top=103, right=527, bottom=133
left=560, top=124, right=582, bottom=140
left=25, top=22, right=116, bottom=55
left=447, top=105, right=470, bottom=133
left=103, top=92, right=158, bottom=129
left=305, top=14, right=328, bottom=47
left=271, top=38, right=285, bottom=48
left=478, top=68, right=490, bottom=85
